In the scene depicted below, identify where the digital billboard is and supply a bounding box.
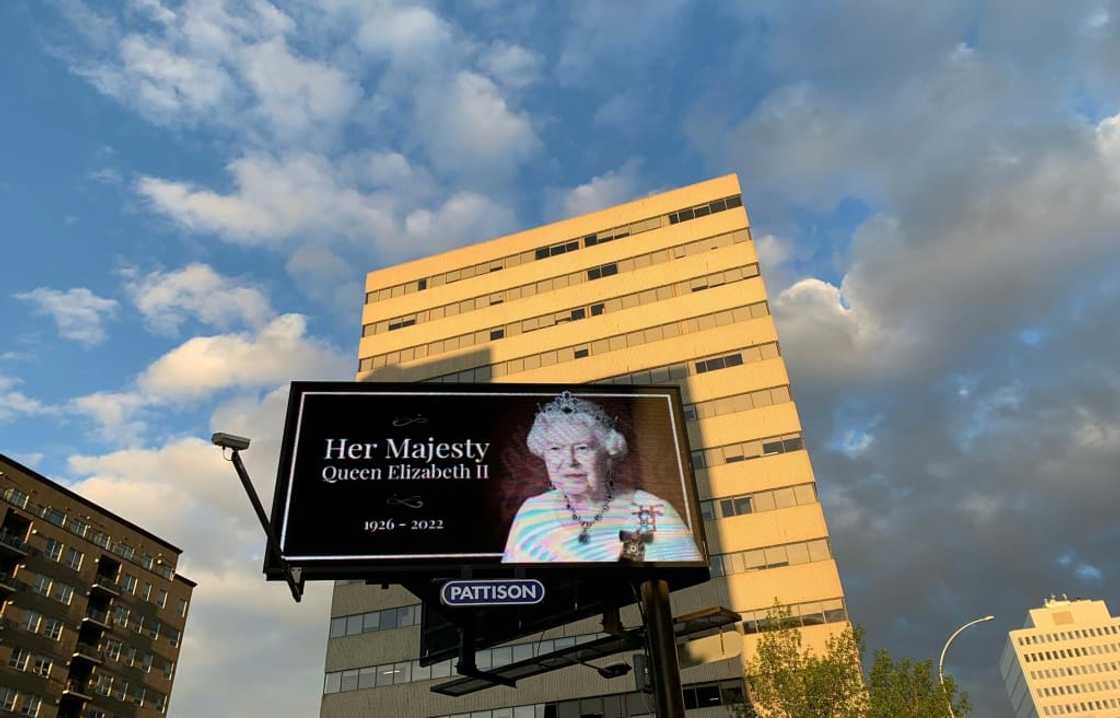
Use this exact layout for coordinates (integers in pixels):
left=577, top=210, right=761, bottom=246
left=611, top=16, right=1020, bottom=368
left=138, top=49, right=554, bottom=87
left=266, top=382, right=708, bottom=579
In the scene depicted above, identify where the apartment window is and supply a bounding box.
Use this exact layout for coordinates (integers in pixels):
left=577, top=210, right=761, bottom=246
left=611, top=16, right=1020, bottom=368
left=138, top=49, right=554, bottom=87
left=590, top=302, right=605, bottom=316
left=114, top=606, right=130, bottom=628
left=42, top=619, right=63, bottom=641
left=88, top=530, right=110, bottom=549
left=490, top=329, right=504, bottom=341
left=17, top=695, right=40, bottom=717
left=0, top=688, right=14, bottom=710
left=8, top=647, right=30, bottom=670
left=45, top=538, right=64, bottom=561
left=142, top=582, right=152, bottom=601
left=122, top=574, right=138, bottom=593
left=587, top=262, right=618, bottom=280
left=49, top=582, right=74, bottom=604
left=3, top=487, right=29, bottom=509
left=157, top=588, right=168, bottom=608
left=167, top=626, right=181, bottom=647
left=29, top=574, right=50, bottom=596
left=178, top=597, right=189, bottom=618
left=41, top=507, right=65, bottom=527
left=30, top=656, right=50, bottom=678
left=113, top=542, right=135, bottom=560
left=64, top=546, right=83, bottom=571
left=22, top=611, right=42, bottom=633
left=573, top=348, right=589, bottom=359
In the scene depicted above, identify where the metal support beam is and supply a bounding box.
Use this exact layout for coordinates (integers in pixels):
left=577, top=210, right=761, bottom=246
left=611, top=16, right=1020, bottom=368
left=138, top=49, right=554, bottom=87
left=229, top=450, right=303, bottom=602
left=640, top=578, right=685, bottom=718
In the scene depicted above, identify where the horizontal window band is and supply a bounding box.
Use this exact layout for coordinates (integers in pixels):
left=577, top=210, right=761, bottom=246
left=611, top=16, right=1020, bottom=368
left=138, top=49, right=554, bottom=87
left=359, top=262, right=761, bottom=368
left=365, top=194, right=744, bottom=303
left=691, top=431, right=804, bottom=470
left=709, top=536, right=832, bottom=577
left=361, top=227, right=751, bottom=337
left=700, top=482, right=817, bottom=520
left=357, top=300, right=771, bottom=383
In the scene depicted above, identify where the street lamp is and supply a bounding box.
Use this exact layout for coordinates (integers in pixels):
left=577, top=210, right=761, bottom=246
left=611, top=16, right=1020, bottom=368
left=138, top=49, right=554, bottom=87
left=938, top=615, right=995, bottom=718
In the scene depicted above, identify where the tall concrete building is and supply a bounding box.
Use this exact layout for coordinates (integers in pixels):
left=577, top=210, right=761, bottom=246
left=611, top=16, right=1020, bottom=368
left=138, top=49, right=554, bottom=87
left=323, top=175, right=849, bottom=717
left=1001, top=597, right=1120, bottom=718
left=0, top=454, right=194, bottom=718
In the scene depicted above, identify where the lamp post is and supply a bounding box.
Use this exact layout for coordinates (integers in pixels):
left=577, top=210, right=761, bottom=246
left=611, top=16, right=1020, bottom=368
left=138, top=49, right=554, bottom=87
left=938, top=615, right=995, bottom=718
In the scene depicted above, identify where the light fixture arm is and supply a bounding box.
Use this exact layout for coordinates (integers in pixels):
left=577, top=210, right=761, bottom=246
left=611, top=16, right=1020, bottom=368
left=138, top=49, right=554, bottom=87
left=938, top=615, right=995, bottom=718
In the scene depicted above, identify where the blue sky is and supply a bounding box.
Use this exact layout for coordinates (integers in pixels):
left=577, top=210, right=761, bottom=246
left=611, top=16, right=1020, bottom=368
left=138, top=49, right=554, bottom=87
left=1, top=2, right=1118, bottom=716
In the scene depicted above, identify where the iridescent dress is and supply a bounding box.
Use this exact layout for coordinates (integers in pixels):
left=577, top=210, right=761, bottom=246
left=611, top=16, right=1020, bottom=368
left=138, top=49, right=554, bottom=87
left=501, top=489, right=702, bottom=563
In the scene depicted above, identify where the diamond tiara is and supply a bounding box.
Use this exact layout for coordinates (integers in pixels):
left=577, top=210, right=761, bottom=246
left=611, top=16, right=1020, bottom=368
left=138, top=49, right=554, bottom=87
left=536, top=391, right=616, bottom=428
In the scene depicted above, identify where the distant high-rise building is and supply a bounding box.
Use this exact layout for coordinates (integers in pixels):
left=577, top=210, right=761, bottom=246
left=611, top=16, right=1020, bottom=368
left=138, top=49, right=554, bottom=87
left=322, top=175, right=850, bottom=717
left=0, top=454, right=194, bottom=717
left=1000, top=597, right=1120, bottom=718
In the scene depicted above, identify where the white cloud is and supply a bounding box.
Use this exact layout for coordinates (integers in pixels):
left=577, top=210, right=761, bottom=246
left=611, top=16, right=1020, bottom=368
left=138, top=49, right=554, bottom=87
left=285, top=245, right=363, bottom=312
left=15, top=286, right=119, bottom=346
left=238, top=37, right=361, bottom=145
left=68, top=390, right=152, bottom=443
left=415, top=71, right=539, bottom=177
left=557, top=161, right=643, bottom=218
left=125, top=263, right=274, bottom=336
left=66, top=386, right=330, bottom=717
left=137, top=314, right=350, bottom=400
left=403, top=191, right=517, bottom=255
left=0, top=372, right=56, bottom=422
left=353, top=3, right=454, bottom=67
left=480, top=42, right=541, bottom=89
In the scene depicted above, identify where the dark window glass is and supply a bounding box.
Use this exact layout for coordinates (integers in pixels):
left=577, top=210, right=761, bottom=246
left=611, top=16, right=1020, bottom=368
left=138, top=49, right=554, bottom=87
left=733, top=496, right=752, bottom=514
left=726, top=195, right=743, bottom=208
left=684, top=406, right=697, bottom=421
left=601, top=263, right=618, bottom=277
left=691, top=284, right=707, bottom=292
left=574, top=348, right=589, bottom=359
left=696, top=685, right=721, bottom=706
left=590, top=303, right=605, bottom=316
left=490, top=329, right=504, bottom=341
left=388, top=321, right=401, bottom=331
left=725, top=353, right=744, bottom=366
left=721, top=685, right=744, bottom=705
left=380, top=608, right=398, bottom=630
left=694, top=205, right=711, bottom=218
left=720, top=499, right=735, bottom=517
left=710, top=198, right=727, bottom=212
left=417, top=278, right=427, bottom=290
left=490, top=265, right=502, bottom=272
left=743, top=619, right=761, bottom=634
left=678, top=208, right=695, bottom=222
left=783, top=437, right=804, bottom=452
left=725, top=455, right=745, bottom=464
left=565, top=241, right=578, bottom=252
left=535, top=247, right=550, bottom=260
left=762, top=441, right=784, bottom=455
left=683, top=688, right=699, bottom=710
left=588, top=267, right=602, bottom=280
left=490, top=297, right=503, bottom=305
left=708, top=356, right=726, bottom=370
left=584, top=234, right=598, bottom=247
left=825, top=607, right=847, bottom=623
left=571, top=308, right=586, bottom=320
left=668, top=213, right=679, bottom=224
left=550, top=244, right=565, bottom=256
left=613, top=231, right=629, bottom=239
left=700, top=503, right=715, bottom=521
left=401, top=318, right=416, bottom=328
left=691, top=452, right=705, bottom=469
left=695, top=362, right=708, bottom=374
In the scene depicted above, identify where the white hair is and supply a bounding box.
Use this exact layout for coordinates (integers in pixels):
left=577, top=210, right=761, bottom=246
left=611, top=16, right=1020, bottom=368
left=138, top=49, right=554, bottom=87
left=526, top=410, right=628, bottom=459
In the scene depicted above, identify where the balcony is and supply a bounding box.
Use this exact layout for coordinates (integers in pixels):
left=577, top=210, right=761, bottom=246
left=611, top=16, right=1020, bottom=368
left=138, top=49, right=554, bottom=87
left=0, top=531, right=29, bottom=556
left=0, top=571, right=18, bottom=595
left=72, top=641, right=104, bottom=665
left=90, top=576, right=120, bottom=597
left=81, top=608, right=111, bottom=630
left=62, top=679, right=93, bottom=701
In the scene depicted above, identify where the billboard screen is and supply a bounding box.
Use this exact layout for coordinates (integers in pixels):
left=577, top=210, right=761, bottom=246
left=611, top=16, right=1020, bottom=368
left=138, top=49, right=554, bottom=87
left=267, top=382, right=708, bottom=576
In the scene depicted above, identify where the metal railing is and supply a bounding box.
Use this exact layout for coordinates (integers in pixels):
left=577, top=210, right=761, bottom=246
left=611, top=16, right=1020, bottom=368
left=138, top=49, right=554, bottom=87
left=64, top=679, right=92, bottom=697
left=91, top=576, right=120, bottom=593
left=0, top=530, right=28, bottom=552
left=84, top=608, right=111, bottom=625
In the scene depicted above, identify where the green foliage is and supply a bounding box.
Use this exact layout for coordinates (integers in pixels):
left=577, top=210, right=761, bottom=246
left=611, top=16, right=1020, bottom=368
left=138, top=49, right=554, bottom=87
left=867, top=651, right=970, bottom=718
left=738, top=604, right=970, bottom=718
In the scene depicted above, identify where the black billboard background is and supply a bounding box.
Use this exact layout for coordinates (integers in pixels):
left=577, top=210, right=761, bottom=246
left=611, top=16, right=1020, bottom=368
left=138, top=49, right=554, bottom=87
left=270, top=382, right=705, bottom=570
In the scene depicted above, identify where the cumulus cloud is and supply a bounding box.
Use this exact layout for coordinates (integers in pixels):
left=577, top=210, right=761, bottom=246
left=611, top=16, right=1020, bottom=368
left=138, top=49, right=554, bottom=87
left=554, top=160, right=644, bottom=218
left=0, top=372, right=56, bottom=422
left=14, top=286, right=119, bottom=346
left=67, top=386, right=331, bottom=717
left=479, top=42, right=541, bottom=89
left=137, top=314, right=350, bottom=399
left=125, top=263, right=274, bottom=336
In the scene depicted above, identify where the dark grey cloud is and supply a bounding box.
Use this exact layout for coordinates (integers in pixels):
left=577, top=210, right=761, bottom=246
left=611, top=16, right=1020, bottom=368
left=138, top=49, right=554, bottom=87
left=686, top=2, right=1120, bottom=715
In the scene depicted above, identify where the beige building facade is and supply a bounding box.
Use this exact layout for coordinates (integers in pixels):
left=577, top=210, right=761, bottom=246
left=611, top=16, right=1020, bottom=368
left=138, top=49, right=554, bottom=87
left=0, top=454, right=193, bottom=718
left=1001, top=598, right=1120, bottom=718
left=322, top=175, right=849, bottom=717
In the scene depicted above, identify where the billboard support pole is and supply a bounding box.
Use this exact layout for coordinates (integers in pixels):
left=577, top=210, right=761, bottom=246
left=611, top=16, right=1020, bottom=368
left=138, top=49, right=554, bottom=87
left=640, top=578, right=685, bottom=718
left=229, top=449, right=304, bottom=603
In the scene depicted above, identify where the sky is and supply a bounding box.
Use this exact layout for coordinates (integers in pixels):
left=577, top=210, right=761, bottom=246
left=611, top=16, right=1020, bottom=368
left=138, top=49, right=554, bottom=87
left=0, top=1, right=1117, bottom=716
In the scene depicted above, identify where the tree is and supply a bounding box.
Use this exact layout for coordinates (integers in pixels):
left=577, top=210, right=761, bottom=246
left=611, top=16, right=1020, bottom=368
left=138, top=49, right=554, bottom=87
left=867, top=651, right=970, bottom=718
left=738, top=605, right=970, bottom=718
left=741, top=607, right=868, bottom=718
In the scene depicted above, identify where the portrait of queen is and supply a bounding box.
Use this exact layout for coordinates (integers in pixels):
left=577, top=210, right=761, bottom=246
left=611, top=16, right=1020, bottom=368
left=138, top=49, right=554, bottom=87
left=501, top=392, right=702, bottom=564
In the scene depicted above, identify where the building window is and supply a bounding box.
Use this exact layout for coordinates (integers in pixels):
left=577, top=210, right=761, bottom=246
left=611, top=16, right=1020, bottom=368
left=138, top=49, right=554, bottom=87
left=8, top=647, right=30, bottom=670
left=45, top=538, right=64, bottom=561
left=157, top=588, right=168, bottom=608
left=0, top=688, right=15, bottom=711
left=22, top=611, right=42, bottom=633
left=29, top=574, right=50, bottom=596
left=490, top=329, right=504, bottom=341
left=64, top=547, right=83, bottom=571
left=42, top=619, right=63, bottom=641
left=49, top=582, right=74, bottom=605
left=122, top=574, right=138, bottom=594
left=40, top=507, right=65, bottom=527
left=30, top=656, right=50, bottom=678
left=17, top=694, right=40, bottom=717
left=178, top=597, right=189, bottom=618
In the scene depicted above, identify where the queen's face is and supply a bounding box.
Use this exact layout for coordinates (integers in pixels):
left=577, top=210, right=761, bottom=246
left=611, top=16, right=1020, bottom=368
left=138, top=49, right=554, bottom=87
left=539, top=417, right=611, bottom=499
